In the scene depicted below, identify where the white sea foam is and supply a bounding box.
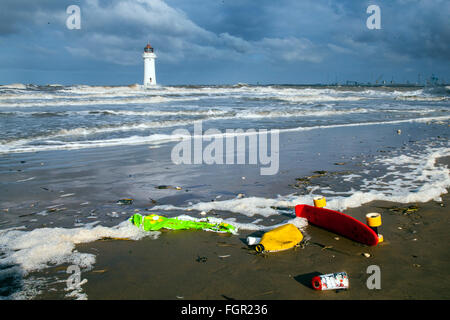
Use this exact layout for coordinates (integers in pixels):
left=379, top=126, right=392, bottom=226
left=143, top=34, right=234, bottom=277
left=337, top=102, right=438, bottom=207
left=0, top=96, right=198, bottom=108
left=0, top=83, right=27, bottom=89
left=150, top=145, right=450, bottom=217
left=0, top=85, right=434, bottom=104
left=395, top=96, right=448, bottom=101
left=0, top=220, right=159, bottom=274
left=274, top=95, right=363, bottom=103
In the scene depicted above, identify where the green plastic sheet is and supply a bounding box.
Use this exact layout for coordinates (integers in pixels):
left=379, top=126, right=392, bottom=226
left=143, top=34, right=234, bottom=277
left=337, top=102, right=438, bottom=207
left=130, top=213, right=237, bottom=234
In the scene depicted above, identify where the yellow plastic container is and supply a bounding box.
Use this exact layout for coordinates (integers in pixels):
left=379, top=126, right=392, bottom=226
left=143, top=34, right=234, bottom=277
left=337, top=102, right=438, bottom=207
left=255, top=224, right=303, bottom=253
left=313, top=196, right=326, bottom=208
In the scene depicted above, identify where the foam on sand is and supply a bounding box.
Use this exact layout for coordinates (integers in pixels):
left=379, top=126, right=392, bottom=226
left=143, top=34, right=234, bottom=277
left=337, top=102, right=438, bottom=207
left=0, top=221, right=160, bottom=299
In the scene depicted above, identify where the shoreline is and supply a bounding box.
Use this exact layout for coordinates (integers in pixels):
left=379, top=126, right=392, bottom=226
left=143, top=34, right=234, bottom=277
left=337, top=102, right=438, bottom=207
left=0, top=121, right=448, bottom=300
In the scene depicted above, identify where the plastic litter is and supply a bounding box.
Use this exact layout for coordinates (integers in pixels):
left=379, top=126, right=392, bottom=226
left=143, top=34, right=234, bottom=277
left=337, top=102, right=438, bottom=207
left=117, top=198, right=133, bottom=205
left=255, top=224, right=303, bottom=253
left=130, top=213, right=237, bottom=234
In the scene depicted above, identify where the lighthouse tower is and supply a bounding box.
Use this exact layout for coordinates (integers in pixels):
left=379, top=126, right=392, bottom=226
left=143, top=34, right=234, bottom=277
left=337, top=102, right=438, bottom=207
left=143, top=43, right=157, bottom=86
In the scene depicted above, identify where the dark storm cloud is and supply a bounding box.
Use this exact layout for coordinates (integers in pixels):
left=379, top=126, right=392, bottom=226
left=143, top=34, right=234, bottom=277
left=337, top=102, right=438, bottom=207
left=0, top=0, right=448, bottom=84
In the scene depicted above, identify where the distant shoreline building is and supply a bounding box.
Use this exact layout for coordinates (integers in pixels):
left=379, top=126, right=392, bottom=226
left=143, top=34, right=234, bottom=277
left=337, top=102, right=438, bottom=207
left=143, top=43, right=157, bottom=86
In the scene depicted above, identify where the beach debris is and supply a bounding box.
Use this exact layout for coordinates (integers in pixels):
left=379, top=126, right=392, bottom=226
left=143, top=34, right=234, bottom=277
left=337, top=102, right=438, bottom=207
left=196, top=255, right=207, bottom=263
left=156, top=185, right=170, bottom=189
left=237, top=193, right=245, bottom=199
left=362, top=253, right=371, bottom=258
left=91, top=269, right=108, bottom=274
left=117, top=198, right=133, bottom=205
left=255, top=224, right=303, bottom=253
left=296, top=204, right=379, bottom=246
left=388, top=205, right=419, bottom=215
left=218, top=255, right=231, bottom=259
left=334, top=237, right=340, bottom=241
left=334, top=162, right=346, bottom=165
left=312, top=272, right=349, bottom=291
left=156, top=185, right=182, bottom=190
left=200, top=211, right=207, bottom=216
left=80, top=202, right=90, bottom=206
left=294, top=170, right=352, bottom=188
left=397, top=129, right=402, bottom=134
left=19, top=212, right=37, bottom=218
left=412, top=264, right=421, bottom=268
left=99, top=237, right=132, bottom=241
left=130, top=213, right=237, bottom=234
left=270, top=205, right=294, bottom=211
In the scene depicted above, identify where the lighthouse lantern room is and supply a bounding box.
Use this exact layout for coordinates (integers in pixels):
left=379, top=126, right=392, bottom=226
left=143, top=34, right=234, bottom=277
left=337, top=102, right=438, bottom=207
left=143, top=43, right=157, bottom=86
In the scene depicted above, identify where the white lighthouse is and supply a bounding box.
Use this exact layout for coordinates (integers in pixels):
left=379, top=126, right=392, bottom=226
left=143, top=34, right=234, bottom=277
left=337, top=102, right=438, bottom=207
left=143, top=43, right=157, bottom=86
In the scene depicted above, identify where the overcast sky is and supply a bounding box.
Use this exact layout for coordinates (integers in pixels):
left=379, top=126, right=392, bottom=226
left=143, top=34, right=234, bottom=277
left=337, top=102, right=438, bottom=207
left=0, top=0, right=448, bottom=85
